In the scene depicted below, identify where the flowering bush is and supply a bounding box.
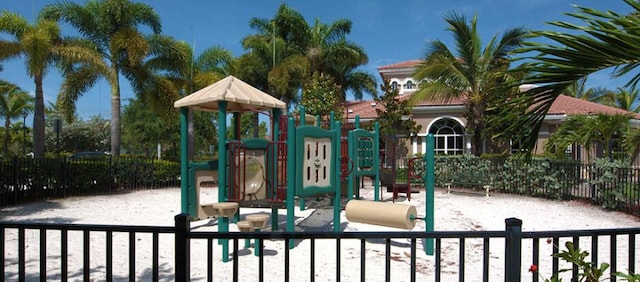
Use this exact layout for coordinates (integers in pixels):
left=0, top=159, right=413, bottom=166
left=528, top=240, right=640, bottom=282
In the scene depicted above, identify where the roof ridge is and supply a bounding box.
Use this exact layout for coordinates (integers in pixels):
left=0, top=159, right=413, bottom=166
left=377, top=59, right=423, bottom=70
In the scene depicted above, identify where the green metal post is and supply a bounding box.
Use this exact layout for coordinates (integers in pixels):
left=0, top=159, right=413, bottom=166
left=352, top=116, right=360, bottom=199
left=271, top=108, right=281, bottom=231
left=329, top=112, right=335, bottom=129
left=347, top=129, right=354, bottom=200
left=299, top=107, right=306, bottom=211
left=333, top=121, right=341, bottom=232
left=179, top=107, right=189, bottom=214
left=424, top=134, right=435, bottom=255
left=287, top=116, right=296, bottom=248
left=356, top=115, right=362, bottom=199
left=232, top=112, right=240, bottom=224
left=217, top=101, right=230, bottom=262
left=374, top=122, right=380, bottom=201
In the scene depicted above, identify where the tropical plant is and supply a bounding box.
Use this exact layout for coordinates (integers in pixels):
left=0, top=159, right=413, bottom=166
left=410, top=12, right=527, bottom=156
left=622, top=126, right=640, bottom=165
left=529, top=240, right=640, bottom=282
left=133, top=40, right=231, bottom=156
left=598, top=87, right=640, bottom=113
left=374, top=80, right=422, bottom=138
left=41, top=0, right=163, bottom=156
left=304, top=18, right=376, bottom=101
left=241, top=4, right=376, bottom=104
left=240, top=4, right=309, bottom=107
left=301, top=72, right=343, bottom=118
left=226, top=113, right=267, bottom=140
left=122, top=98, right=176, bottom=158
left=44, top=115, right=110, bottom=155
left=544, top=114, right=631, bottom=162
left=565, top=77, right=612, bottom=103
left=0, top=11, right=102, bottom=158
left=0, top=80, right=33, bottom=157
left=503, top=0, right=640, bottom=154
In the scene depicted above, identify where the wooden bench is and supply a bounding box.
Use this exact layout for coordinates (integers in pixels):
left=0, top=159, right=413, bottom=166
left=444, top=172, right=493, bottom=197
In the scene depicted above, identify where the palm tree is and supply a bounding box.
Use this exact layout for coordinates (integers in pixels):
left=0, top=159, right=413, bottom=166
left=545, top=114, right=631, bottom=162
left=598, top=87, right=640, bottom=113
left=623, top=126, right=640, bottom=164
left=410, top=12, right=527, bottom=155
left=0, top=11, right=102, bottom=158
left=305, top=18, right=376, bottom=101
left=41, top=0, right=162, bottom=155
left=242, top=4, right=377, bottom=104
left=242, top=5, right=309, bottom=106
left=504, top=0, right=640, bottom=153
left=132, top=39, right=233, bottom=156
left=0, top=80, right=33, bottom=157
left=565, top=77, right=613, bottom=103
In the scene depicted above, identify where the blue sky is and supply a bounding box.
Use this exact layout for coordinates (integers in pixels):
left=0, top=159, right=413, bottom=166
left=0, top=0, right=634, bottom=120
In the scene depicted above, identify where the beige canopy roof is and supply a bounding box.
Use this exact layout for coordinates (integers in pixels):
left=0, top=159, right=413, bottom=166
left=173, top=75, right=286, bottom=112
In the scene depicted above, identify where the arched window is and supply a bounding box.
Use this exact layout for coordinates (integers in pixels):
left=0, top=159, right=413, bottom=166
left=428, top=118, right=465, bottom=155
left=406, top=80, right=414, bottom=90
left=391, top=81, right=398, bottom=90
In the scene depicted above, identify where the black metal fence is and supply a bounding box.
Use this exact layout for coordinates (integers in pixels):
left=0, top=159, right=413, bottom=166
left=3, top=156, right=640, bottom=218
left=2, top=215, right=638, bottom=281
left=436, top=157, right=640, bottom=217
left=0, top=157, right=180, bottom=207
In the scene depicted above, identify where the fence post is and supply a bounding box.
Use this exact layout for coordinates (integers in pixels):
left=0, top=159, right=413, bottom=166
left=504, top=217, right=523, bottom=282
left=12, top=156, right=18, bottom=205
left=175, top=213, right=190, bottom=282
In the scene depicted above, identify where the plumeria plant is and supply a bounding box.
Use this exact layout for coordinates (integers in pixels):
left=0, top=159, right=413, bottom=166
left=528, top=239, right=640, bottom=282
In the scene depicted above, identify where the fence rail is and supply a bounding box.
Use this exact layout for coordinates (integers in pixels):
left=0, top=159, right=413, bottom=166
left=2, top=157, right=640, bottom=217
left=0, top=157, right=180, bottom=207
left=436, top=158, right=640, bottom=217
left=2, top=215, right=639, bottom=281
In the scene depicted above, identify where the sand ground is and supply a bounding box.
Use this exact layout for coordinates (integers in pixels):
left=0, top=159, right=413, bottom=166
left=1, top=185, right=639, bottom=282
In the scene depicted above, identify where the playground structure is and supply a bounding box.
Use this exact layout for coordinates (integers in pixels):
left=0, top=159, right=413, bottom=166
left=379, top=134, right=426, bottom=202
left=174, top=75, right=435, bottom=262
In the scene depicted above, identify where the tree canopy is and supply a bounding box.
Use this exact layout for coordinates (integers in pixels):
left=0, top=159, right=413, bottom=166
left=411, top=12, right=526, bottom=155
left=503, top=0, right=640, bottom=154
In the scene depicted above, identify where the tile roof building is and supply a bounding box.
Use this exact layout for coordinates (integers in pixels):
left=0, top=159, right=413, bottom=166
left=345, top=60, right=640, bottom=159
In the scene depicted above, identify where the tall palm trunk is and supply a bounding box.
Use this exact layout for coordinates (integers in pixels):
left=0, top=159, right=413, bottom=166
left=110, top=64, right=121, bottom=155
left=3, top=117, right=10, bottom=156
left=33, top=74, right=45, bottom=158
left=187, top=110, right=194, bottom=158
left=467, top=101, right=486, bottom=156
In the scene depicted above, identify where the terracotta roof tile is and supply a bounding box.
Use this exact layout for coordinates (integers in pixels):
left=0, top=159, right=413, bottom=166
left=377, top=60, right=423, bottom=70
left=344, top=100, right=384, bottom=119
left=368, top=59, right=640, bottom=120
left=548, top=95, right=640, bottom=118
left=347, top=94, right=640, bottom=120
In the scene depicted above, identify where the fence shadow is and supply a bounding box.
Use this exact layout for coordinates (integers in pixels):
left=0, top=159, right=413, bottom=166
left=0, top=201, right=66, bottom=220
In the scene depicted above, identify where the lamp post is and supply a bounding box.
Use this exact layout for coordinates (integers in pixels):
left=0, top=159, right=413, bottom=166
left=22, top=112, right=27, bottom=156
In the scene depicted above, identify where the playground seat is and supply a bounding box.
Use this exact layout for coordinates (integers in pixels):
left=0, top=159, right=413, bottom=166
left=246, top=214, right=270, bottom=230
left=199, top=202, right=239, bottom=218
left=237, top=221, right=252, bottom=231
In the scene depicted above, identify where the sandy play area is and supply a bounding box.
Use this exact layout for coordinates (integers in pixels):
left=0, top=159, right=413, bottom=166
left=1, top=185, right=639, bottom=281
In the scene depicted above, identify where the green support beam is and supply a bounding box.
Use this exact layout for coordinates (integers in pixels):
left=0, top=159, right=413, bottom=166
left=424, top=134, right=435, bottom=255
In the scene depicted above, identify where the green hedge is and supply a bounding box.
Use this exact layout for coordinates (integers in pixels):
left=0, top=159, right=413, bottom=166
left=0, top=157, right=180, bottom=207
left=433, top=155, right=639, bottom=212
